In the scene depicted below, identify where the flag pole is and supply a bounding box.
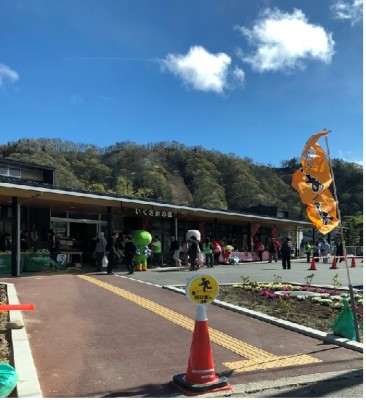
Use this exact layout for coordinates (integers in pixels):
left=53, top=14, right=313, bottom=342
left=325, top=135, right=360, bottom=342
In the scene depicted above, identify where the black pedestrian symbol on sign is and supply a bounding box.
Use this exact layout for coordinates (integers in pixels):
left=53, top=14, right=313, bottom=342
left=199, top=277, right=212, bottom=292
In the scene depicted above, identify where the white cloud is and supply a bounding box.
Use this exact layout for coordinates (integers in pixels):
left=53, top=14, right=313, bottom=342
left=233, top=66, right=245, bottom=85
left=331, top=0, right=363, bottom=25
left=0, top=63, right=19, bottom=87
left=337, top=149, right=363, bottom=165
left=161, top=46, right=244, bottom=93
left=235, top=8, right=335, bottom=73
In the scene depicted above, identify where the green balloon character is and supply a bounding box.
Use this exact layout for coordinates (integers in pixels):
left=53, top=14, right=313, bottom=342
left=131, top=230, right=152, bottom=271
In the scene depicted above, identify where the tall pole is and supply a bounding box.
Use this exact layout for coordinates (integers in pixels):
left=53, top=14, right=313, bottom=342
left=11, top=197, right=20, bottom=277
left=325, top=136, right=360, bottom=342
left=174, top=216, right=178, bottom=239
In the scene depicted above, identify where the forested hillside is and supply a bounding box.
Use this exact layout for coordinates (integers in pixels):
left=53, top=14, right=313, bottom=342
left=0, top=138, right=362, bottom=220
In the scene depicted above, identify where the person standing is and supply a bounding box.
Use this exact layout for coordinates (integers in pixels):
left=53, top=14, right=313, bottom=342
left=202, top=237, right=214, bottom=268
left=211, top=238, right=222, bottom=265
left=151, top=236, right=162, bottom=267
left=20, top=230, right=29, bottom=251
left=335, top=238, right=344, bottom=263
left=281, top=238, right=292, bottom=270
left=304, top=241, right=313, bottom=263
left=170, top=236, right=181, bottom=267
left=94, top=232, right=107, bottom=272
left=180, top=239, right=189, bottom=267
left=268, top=238, right=278, bottom=263
left=188, top=236, right=200, bottom=271
left=255, top=240, right=265, bottom=261
left=106, top=232, right=119, bottom=275
left=219, top=236, right=227, bottom=252
left=124, top=235, right=137, bottom=274
left=48, top=229, right=60, bottom=272
left=320, top=239, right=330, bottom=263
left=116, top=233, right=125, bottom=265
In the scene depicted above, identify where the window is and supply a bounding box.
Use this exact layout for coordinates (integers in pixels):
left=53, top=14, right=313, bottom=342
left=9, top=168, right=21, bottom=177
left=0, top=165, right=21, bottom=178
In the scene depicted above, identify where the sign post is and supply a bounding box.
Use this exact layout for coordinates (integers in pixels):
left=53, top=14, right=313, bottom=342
left=171, top=274, right=232, bottom=395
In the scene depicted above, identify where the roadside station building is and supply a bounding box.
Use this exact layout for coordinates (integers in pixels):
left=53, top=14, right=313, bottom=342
left=0, top=158, right=313, bottom=275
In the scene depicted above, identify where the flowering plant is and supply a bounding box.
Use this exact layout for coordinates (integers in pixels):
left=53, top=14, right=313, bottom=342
left=239, top=277, right=363, bottom=312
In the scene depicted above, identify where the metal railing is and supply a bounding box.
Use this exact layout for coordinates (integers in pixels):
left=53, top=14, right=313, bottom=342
left=297, top=246, right=363, bottom=258
left=344, top=246, right=363, bottom=257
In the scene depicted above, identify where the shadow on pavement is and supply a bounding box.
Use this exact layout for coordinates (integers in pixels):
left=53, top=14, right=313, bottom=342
left=268, top=369, right=363, bottom=398
left=99, top=382, right=179, bottom=397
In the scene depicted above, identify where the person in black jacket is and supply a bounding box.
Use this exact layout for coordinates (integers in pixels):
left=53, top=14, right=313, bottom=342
left=124, top=235, right=137, bottom=275
left=106, top=232, right=119, bottom=275
left=188, top=236, right=200, bottom=271
left=170, top=236, right=181, bottom=267
left=281, top=238, right=292, bottom=270
left=335, top=238, right=344, bottom=263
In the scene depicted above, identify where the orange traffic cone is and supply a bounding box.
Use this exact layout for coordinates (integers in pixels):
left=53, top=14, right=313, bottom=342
left=171, top=305, right=232, bottom=395
left=309, top=256, right=317, bottom=270
left=351, top=256, right=356, bottom=268
left=330, top=257, right=338, bottom=269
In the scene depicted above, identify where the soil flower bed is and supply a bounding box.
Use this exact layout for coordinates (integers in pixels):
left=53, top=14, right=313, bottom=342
left=216, top=276, right=363, bottom=341
left=0, top=283, right=11, bottom=363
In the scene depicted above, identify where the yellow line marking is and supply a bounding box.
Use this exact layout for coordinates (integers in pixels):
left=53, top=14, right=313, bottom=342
left=78, top=275, right=322, bottom=372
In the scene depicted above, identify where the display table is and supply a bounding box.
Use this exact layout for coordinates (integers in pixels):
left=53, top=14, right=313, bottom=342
left=64, top=252, right=83, bottom=265
left=219, top=251, right=269, bottom=263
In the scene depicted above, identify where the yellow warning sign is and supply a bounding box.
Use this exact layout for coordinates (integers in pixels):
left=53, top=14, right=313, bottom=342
left=186, top=274, right=219, bottom=304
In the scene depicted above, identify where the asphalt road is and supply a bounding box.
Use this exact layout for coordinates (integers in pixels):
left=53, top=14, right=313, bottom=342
left=1, top=257, right=363, bottom=398
left=128, top=257, right=363, bottom=289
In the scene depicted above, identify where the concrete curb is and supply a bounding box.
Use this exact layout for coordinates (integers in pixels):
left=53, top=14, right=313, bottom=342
left=2, top=282, right=43, bottom=398
left=192, top=368, right=363, bottom=397
left=163, top=285, right=363, bottom=353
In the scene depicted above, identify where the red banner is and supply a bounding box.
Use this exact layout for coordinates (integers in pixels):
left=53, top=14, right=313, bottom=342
left=250, top=223, right=261, bottom=240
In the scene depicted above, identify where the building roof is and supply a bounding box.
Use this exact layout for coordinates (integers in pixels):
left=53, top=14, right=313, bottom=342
left=0, top=157, right=55, bottom=171
left=0, top=174, right=312, bottom=230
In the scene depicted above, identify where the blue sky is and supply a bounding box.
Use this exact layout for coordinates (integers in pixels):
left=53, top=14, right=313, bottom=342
left=0, top=0, right=363, bottom=166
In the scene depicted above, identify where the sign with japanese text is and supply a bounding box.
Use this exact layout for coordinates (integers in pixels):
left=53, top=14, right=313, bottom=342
left=186, top=274, right=219, bottom=305
left=135, top=208, right=174, bottom=218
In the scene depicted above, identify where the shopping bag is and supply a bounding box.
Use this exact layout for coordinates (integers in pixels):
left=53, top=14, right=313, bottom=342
left=332, top=299, right=358, bottom=340
left=102, top=255, right=109, bottom=268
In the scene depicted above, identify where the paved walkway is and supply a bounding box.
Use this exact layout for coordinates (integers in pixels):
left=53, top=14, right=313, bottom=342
left=1, top=268, right=363, bottom=398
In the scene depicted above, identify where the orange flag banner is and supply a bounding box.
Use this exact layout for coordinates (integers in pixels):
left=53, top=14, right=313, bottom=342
left=293, top=130, right=339, bottom=234
left=292, top=169, right=328, bottom=205
left=306, top=189, right=339, bottom=234
left=301, top=130, right=329, bottom=163
left=301, top=132, right=332, bottom=189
